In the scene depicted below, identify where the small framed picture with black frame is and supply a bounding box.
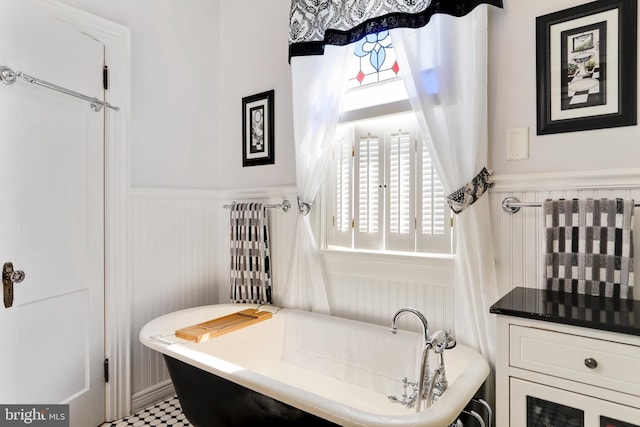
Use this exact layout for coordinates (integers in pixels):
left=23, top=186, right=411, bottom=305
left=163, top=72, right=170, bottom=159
left=242, top=90, right=275, bottom=166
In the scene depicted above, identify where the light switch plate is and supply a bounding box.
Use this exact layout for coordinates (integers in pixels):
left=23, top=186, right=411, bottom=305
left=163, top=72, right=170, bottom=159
left=506, top=127, right=529, bottom=160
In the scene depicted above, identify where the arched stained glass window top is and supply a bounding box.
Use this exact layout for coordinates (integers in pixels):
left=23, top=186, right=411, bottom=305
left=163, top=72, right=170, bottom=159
left=347, top=31, right=399, bottom=88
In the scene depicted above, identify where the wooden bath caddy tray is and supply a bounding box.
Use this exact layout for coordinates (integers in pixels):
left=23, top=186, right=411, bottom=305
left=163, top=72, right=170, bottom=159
left=175, top=308, right=272, bottom=343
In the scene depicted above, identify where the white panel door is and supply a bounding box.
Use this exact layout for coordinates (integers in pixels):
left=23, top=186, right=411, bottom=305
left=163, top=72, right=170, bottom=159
left=0, top=1, right=105, bottom=426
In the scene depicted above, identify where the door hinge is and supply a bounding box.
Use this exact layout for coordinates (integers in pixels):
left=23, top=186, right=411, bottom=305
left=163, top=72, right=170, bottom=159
left=104, top=358, right=110, bottom=383
left=103, top=65, right=109, bottom=91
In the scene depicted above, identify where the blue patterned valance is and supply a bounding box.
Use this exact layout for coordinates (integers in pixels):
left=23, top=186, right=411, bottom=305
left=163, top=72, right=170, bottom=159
left=289, top=0, right=503, bottom=58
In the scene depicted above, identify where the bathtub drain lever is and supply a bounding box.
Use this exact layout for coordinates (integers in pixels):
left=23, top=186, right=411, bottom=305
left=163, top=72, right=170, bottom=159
left=388, top=377, right=419, bottom=409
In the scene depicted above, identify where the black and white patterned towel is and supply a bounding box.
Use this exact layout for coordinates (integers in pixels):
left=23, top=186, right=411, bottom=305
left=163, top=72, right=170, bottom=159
left=230, top=202, right=272, bottom=304
left=544, top=198, right=634, bottom=299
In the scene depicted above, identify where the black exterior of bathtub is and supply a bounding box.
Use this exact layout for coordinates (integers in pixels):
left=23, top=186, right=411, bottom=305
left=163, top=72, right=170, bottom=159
left=163, top=355, right=340, bottom=427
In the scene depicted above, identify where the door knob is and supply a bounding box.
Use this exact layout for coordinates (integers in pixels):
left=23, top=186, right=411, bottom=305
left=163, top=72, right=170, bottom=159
left=3, top=262, right=25, bottom=308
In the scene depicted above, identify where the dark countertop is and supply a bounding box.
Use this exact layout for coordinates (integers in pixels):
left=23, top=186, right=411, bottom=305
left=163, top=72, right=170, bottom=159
left=490, top=287, right=640, bottom=337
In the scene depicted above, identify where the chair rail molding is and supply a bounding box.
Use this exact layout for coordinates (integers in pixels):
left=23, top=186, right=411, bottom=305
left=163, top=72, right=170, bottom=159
left=215, top=185, right=298, bottom=201
left=492, top=168, right=640, bottom=192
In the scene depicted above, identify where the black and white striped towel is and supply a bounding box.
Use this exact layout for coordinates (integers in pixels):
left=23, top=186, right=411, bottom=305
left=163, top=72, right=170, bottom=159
left=229, top=202, right=272, bottom=304
left=544, top=198, right=634, bottom=299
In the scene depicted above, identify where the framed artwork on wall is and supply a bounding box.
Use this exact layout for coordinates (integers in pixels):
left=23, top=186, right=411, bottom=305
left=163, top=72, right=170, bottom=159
left=536, top=0, right=637, bottom=135
left=242, top=90, right=275, bottom=166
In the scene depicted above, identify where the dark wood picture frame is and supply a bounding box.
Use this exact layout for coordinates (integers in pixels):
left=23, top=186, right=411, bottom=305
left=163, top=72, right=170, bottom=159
left=536, top=0, right=637, bottom=135
left=242, top=90, right=275, bottom=166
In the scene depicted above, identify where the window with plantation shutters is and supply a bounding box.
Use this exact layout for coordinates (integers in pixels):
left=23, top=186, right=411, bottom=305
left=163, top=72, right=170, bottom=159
left=386, top=125, right=415, bottom=251
left=327, top=113, right=451, bottom=254
left=416, top=138, right=449, bottom=253
left=355, top=132, right=383, bottom=249
left=328, top=128, right=353, bottom=248
left=325, top=30, right=452, bottom=255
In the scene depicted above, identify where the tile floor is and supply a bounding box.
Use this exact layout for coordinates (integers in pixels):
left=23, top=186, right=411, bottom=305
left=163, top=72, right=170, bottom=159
left=100, top=396, right=192, bottom=427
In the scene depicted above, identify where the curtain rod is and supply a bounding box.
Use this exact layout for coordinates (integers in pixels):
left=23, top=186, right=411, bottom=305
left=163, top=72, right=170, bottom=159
left=502, top=196, right=640, bottom=214
left=0, top=65, right=120, bottom=112
left=223, top=199, right=291, bottom=212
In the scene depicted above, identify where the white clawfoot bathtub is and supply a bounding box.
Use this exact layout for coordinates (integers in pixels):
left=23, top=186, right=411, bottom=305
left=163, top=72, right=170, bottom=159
left=140, top=304, right=489, bottom=427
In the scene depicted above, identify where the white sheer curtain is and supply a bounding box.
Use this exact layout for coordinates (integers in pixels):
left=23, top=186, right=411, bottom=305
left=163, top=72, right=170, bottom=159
left=391, top=6, right=499, bottom=374
left=283, top=46, right=352, bottom=313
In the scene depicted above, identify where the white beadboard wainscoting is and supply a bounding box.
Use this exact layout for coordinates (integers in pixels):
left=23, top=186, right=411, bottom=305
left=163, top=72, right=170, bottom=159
left=129, top=170, right=640, bottom=409
left=129, top=185, right=456, bottom=408
left=129, top=189, right=221, bottom=410
left=320, top=250, right=455, bottom=332
left=489, top=169, right=640, bottom=300
left=130, top=186, right=300, bottom=409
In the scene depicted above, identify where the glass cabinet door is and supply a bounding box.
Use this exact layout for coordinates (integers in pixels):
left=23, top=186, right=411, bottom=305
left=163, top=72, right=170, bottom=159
left=511, top=378, right=640, bottom=427
left=527, top=396, right=584, bottom=426
left=601, top=417, right=640, bottom=427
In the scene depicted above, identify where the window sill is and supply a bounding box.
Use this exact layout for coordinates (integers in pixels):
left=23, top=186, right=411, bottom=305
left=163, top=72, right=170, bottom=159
left=318, top=248, right=455, bottom=284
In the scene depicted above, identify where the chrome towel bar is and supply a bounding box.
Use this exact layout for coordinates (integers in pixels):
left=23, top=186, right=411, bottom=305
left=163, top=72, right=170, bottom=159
left=0, top=65, right=120, bottom=112
left=502, top=196, right=640, bottom=214
left=223, top=199, right=291, bottom=212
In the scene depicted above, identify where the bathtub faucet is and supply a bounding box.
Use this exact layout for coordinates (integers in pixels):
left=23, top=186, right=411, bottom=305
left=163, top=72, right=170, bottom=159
left=389, top=308, right=431, bottom=412
left=424, top=330, right=456, bottom=406
left=389, top=309, right=456, bottom=413
left=390, top=307, right=430, bottom=342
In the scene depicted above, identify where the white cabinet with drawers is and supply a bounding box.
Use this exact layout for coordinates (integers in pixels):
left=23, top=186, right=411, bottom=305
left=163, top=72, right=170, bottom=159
left=491, top=287, right=640, bottom=427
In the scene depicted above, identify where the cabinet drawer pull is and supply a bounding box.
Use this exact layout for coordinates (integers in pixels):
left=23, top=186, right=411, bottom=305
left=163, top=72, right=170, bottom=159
left=584, top=358, right=598, bottom=369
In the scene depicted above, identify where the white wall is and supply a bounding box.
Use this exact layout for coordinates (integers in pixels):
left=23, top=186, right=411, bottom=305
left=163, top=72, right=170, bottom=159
left=488, top=1, right=640, bottom=175
left=57, top=0, right=640, bottom=186
left=218, top=0, right=296, bottom=190
left=64, top=0, right=295, bottom=189
left=50, top=0, right=640, bottom=410
left=56, top=0, right=295, bottom=191
left=58, top=0, right=220, bottom=188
